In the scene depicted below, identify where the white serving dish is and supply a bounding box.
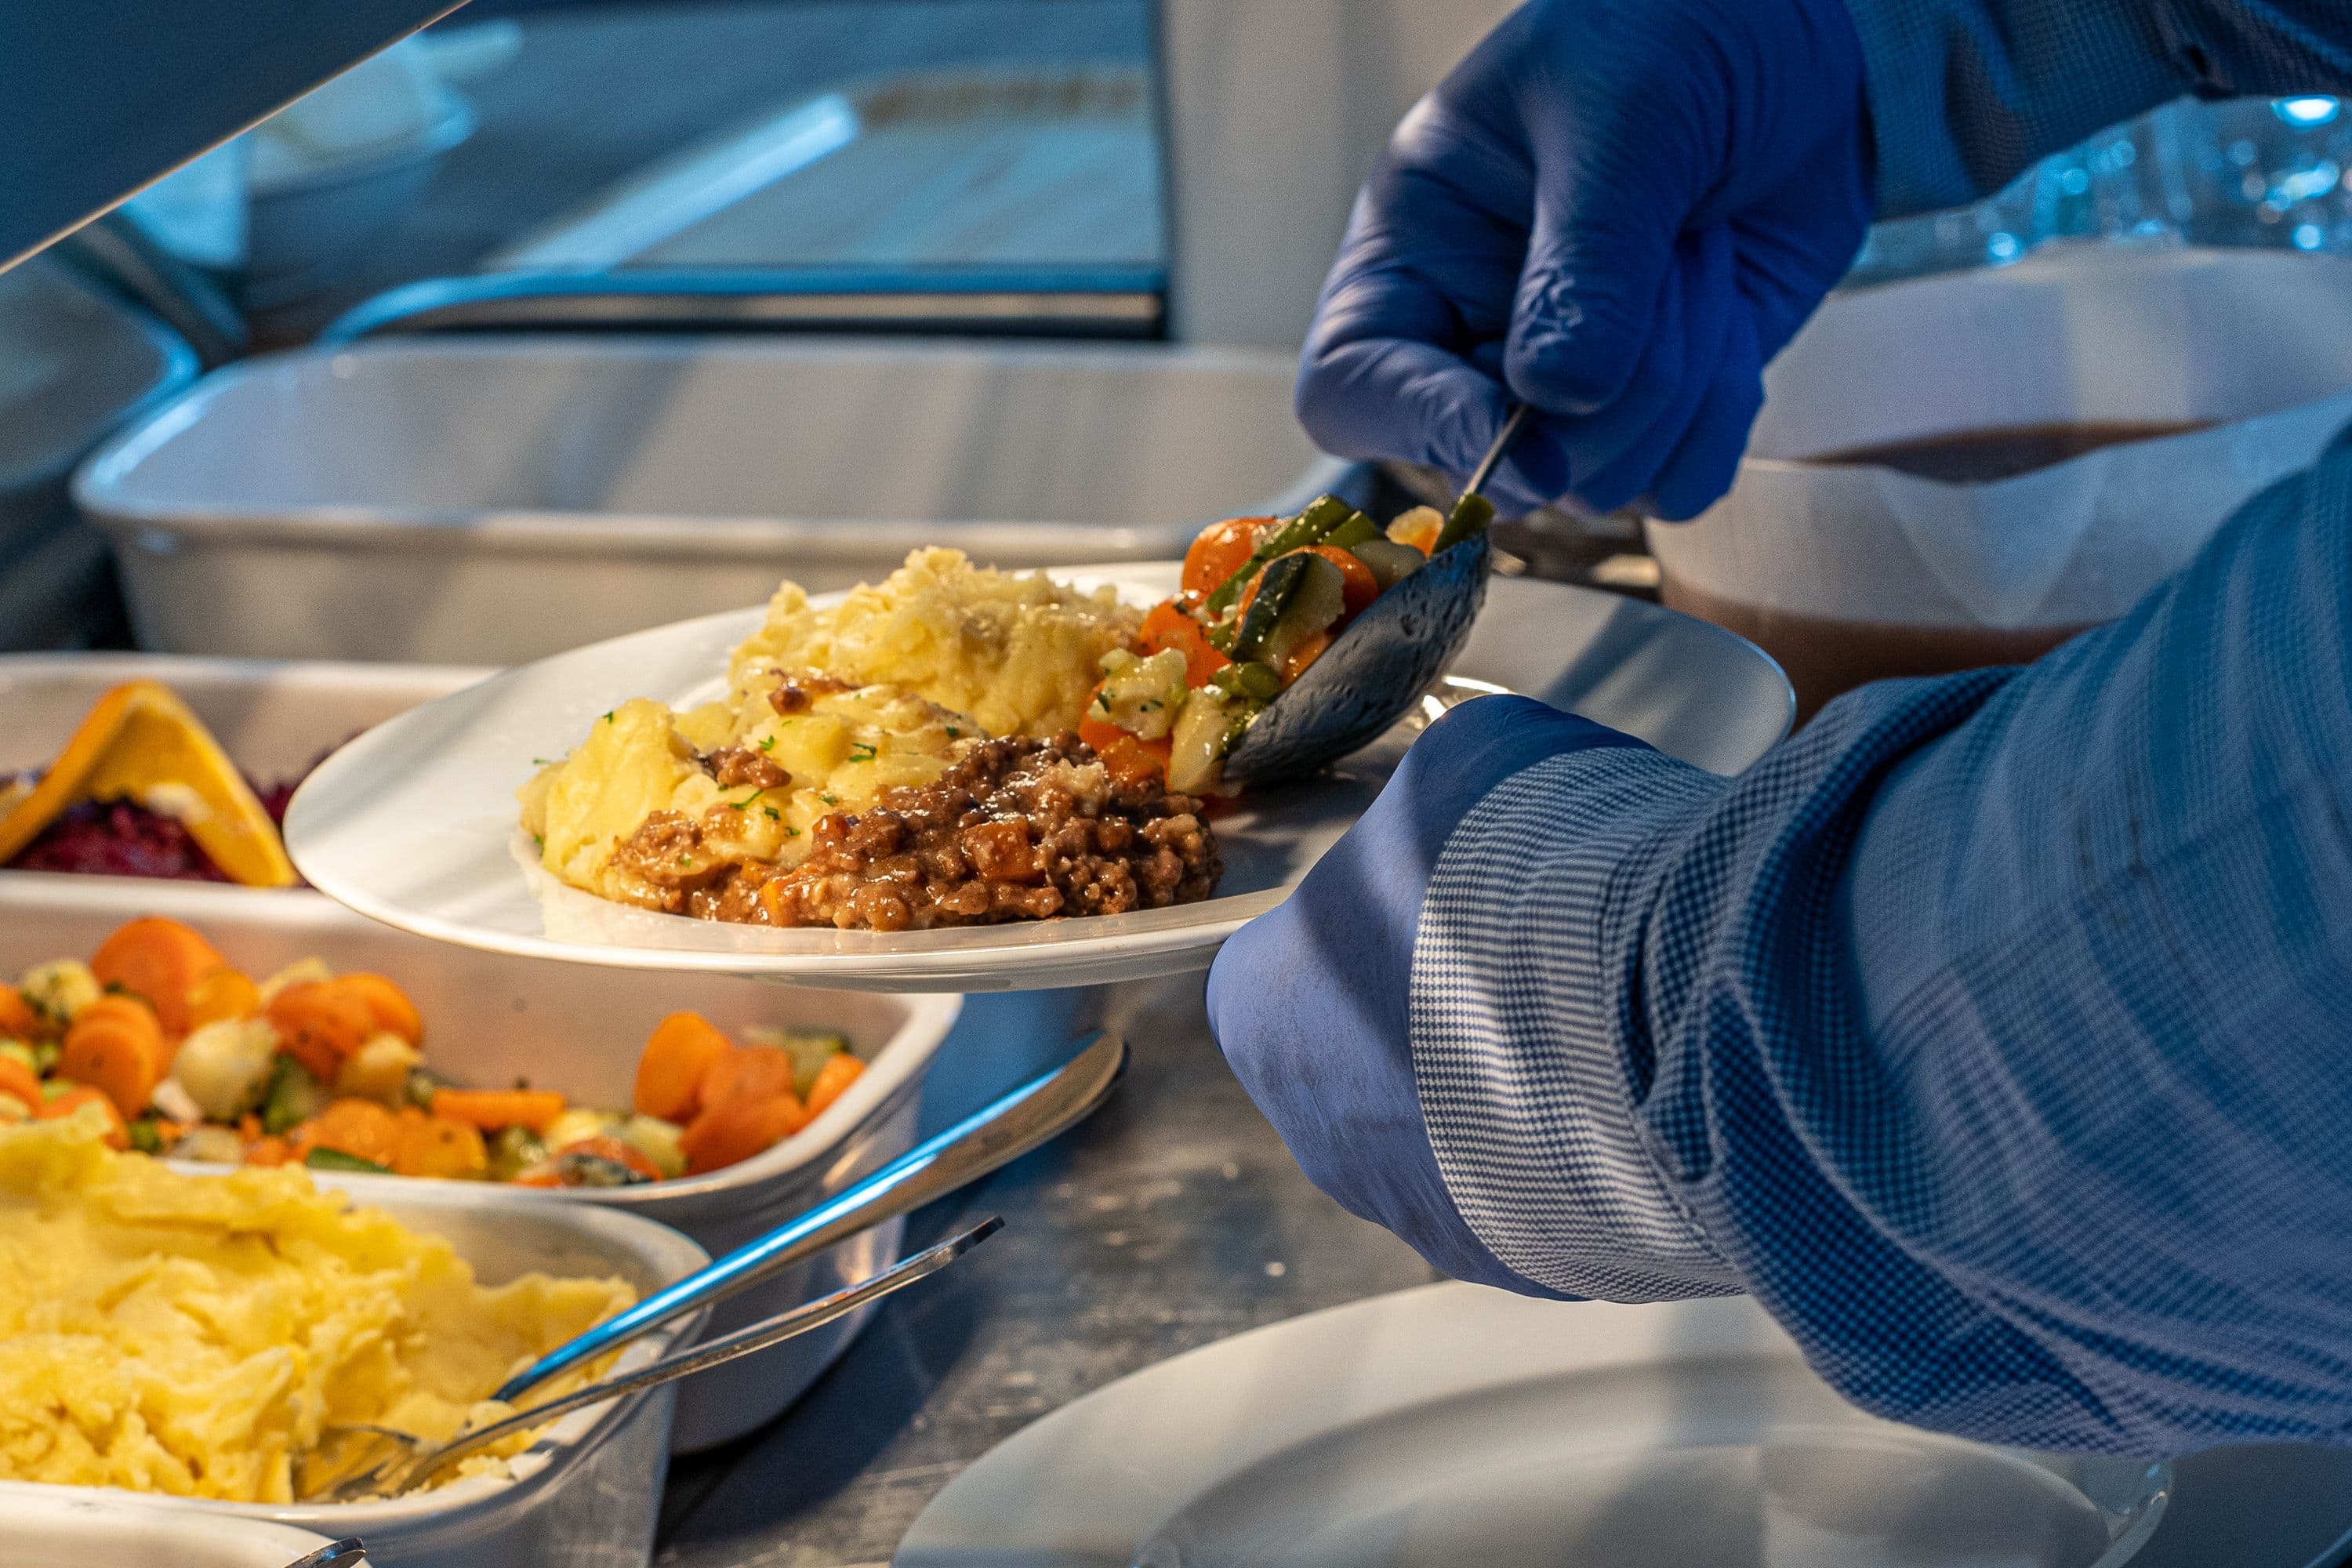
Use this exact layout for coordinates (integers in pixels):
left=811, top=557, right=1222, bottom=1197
left=900, top=1282, right=2171, bottom=1568
left=5, top=1492, right=334, bottom=1568
left=0, top=1181, right=708, bottom=1568
left=0, top=876, right=960, bottom=1451
left=284, top=562, right=1794, bottom=992
left=74, top=337, right=1355, bottom=662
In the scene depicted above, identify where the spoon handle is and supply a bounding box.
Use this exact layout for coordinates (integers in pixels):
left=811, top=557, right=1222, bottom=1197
left=1436, top=403, right=1531, bottom=552
left=1465, top=401, right=1532, bottom=499
left=396, top=1218, right=1001, bottom=1493
left=495, top=1029, right=1123, bottom=1403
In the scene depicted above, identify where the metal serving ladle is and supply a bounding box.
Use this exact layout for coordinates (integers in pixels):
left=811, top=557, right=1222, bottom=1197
left=1221, top=405, right=1530, bottom=785
left=302, top=1219, right=999, bottom=1503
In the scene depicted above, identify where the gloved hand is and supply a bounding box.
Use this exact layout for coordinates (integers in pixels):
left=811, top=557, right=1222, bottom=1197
left=1206, top=694, right=1638, bottom=1290
left=1297, top=0, right=1875, bottom=521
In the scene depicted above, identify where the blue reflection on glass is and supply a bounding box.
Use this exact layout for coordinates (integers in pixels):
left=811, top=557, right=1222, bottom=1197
left=2296, top=223, right=2325, bottom=250
left=2277, top=97, right=2342, bottom=127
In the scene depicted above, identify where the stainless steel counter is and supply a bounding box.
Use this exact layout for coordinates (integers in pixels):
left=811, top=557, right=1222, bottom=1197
left=652, top=976, right=1438, bottom=1567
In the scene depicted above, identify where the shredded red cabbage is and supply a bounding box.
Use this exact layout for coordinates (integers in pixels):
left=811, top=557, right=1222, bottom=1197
left=4, top=764, right=310, bottom=883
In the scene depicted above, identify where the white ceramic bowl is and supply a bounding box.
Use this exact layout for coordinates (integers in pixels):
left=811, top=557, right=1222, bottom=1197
left=0, top=874, right=960, bottom=1450
left=0, top=1181, right=709, bottom=1568
left=5, top=1491, right=335, bottom=1568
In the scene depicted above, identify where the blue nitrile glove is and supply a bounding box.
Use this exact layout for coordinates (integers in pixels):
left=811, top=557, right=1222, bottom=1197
left=1207, top=694, right=1639, bottom=1293
left=1296, top=0, right=1875, bottom=521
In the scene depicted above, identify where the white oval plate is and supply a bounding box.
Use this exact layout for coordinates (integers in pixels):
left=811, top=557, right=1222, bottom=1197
left=898, top=1283, right=2172, bottom=1568
left=286, top=564, right=1791, bottom=991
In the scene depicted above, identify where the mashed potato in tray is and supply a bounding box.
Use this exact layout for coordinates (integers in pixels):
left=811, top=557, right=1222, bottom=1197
left=520, top=549, right=1149, bottom=914
left=0, top=1110, right=632, bottom=1504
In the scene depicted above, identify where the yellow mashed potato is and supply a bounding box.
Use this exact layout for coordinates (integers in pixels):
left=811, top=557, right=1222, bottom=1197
left=519, top=550, right=1139, bottom=907
left=729, top=546, right=1138, bottom=739
left=0, top=1112, right=632, bottom=1504
left=520, top=683, right=967, bottom=903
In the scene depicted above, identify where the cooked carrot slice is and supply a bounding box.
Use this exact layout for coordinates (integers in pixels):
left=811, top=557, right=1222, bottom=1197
left=1077, top=710, right=1129, bottom=755
left=0, top=1055, right=43, bottom=1112
left=0, top=984, right=40, bottom=1041
left=267, top=981, right=376, bottom=1082
left=395, top=1113, right=488, bottom=1179
left=244, top=1134, right=292, bottom=1167
left=699, top=1046, right=798, bottom=1110
left=293, top=1097, right=405, bottom=1167
left=802, top=1052, right=866, bottom=1120
left=430, top=1087, right=566, bottom=1133
left=680, top=1095, right=806, bottom=1175
left=1181, top=517, right=1272, bottom=601
left=336, top=973, right=423, bottom=1045
left=1094, top=732, right=1172, bottom=790
left=38, top=1085, right=129, bottom=1149
left=529, top=1134, right=662, bottom=1184
left=1140, top=600, right=1232, bottom=689
left=634, top=1011, right=735, bottom=1122
left=185, top=968, right=260, bottom=1031
left=1276, top=627, right=1335, bottom=685
left=91, top=917, right=227, bottom=1036
left=59, top=996, right=169, bottom=1116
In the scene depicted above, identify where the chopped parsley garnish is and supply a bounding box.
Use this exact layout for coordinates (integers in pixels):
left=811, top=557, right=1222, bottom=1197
left=758, top=735, right=775, bottom=751
left=764, top=806, right=781, bottom=820
left=946, top=725, right=961, bottom=739
left=783, top=825, right=801, bottom=837
left=602, top=710, right=615, bottom=724
left=848, top=742, right=877, bottom=762
left=820, top=793, right=838, bottom=805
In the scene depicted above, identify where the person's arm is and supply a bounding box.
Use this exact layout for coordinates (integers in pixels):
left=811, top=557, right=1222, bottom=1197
left=1298, top=0, right=2352, bottom=523
left=1212, top=434, right=2352, bottom=1452
left=1860, top=0, right=2352, bottom=215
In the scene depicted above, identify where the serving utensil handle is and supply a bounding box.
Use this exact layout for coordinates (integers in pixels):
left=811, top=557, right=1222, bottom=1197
left=405, top=1218, right=1000, bottom=1493
left=493, top=1029, right=1123, bottom=1403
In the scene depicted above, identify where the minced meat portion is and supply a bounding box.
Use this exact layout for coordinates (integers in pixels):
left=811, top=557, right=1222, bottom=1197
left=686, top=733, right=1218, bottom=932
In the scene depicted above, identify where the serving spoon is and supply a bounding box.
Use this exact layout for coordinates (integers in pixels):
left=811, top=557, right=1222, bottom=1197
left=492, top=1028, right=1123, bottom=1406
left=301, top=1218, right=999, bottom=1503
left=1221, top=404, right=1530, bottom=785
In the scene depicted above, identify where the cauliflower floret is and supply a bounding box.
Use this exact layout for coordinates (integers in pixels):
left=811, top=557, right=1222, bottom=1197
left=170, top=1018, right=281, bottom=1122
left=16, top=960, right=100, bottom=1026
left=1091, top=648, right=1190, bottom=742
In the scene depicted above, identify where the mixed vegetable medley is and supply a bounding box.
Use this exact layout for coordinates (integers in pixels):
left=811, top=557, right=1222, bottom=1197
left=1077, top=495, right=1480, bottom=795
left=0, top=917, right=865, bottom=1185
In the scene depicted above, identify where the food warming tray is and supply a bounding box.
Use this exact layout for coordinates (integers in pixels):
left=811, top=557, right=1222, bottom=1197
left=0, top=874, right=959, bottom=1451
left=0, top=1181, right=708, bottom=1568
left=75, top=337, right=1355, bottom=662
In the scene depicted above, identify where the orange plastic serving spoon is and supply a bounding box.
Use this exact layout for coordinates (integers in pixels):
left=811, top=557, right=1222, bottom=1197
left=0, top=681, right=297, bottom=887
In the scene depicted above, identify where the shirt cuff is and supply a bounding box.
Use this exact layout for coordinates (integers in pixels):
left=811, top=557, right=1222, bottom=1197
left=1411, top=745, right=1745, bottom=1300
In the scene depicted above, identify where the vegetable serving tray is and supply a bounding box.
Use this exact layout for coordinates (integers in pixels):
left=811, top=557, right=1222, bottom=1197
left=284, top=564, right=1792, bottom=991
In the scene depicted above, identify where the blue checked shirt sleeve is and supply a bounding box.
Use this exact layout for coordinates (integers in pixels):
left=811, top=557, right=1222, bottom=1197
left=1417, top=434, right=2352, bottom=1453
left=1846, top=0, right=2352, bottom=216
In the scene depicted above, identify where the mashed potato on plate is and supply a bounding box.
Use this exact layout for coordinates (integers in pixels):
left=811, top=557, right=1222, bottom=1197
left=0, top=1111, right=632, bottom=1504
left=520, top=550, right=1145, bottom=911
left=729, top=546, right=1138, bottom=739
